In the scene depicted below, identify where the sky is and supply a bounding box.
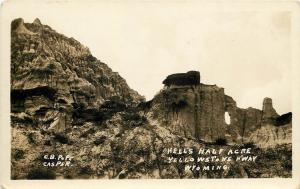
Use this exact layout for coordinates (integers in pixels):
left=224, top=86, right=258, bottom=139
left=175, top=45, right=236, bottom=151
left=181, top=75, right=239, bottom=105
left=3, top=1, right=292, bottom=114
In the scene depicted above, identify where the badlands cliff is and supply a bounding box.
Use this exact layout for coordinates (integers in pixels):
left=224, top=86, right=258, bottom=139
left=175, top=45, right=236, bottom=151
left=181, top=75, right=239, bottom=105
left=10, top=18, right=292, bottom=179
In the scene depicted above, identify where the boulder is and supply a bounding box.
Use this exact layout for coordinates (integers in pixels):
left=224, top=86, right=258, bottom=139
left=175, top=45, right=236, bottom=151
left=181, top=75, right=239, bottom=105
left=163, top=71, right=200, bottom=87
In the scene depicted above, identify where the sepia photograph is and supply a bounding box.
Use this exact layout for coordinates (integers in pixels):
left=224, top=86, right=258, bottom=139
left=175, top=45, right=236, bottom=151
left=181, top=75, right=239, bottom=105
left=1, top=0, right=300, bottom=188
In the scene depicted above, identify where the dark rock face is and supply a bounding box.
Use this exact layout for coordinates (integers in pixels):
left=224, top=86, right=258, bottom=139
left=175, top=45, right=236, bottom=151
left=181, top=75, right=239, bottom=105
left=11, top=86, right=57, bottom=113
left=275, top=112, right=292, bottom=126
left=163, top=71, right=200, bottom=87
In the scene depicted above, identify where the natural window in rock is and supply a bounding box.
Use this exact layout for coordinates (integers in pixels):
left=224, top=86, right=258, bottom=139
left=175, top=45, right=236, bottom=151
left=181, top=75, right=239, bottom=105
left=225, top=112, right=231, bottom=125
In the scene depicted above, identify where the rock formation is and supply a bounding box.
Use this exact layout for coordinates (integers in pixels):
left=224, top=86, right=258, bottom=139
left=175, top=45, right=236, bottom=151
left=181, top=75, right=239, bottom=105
left=162, top=71, right=200, bottom=87
left=148, top=72, right=292, bottom=146
left=149, top=83, right=226, bottom=142
left=11, top=17, right=144, bottom=131
left=11, top=18, right=36, bottom=35
left=262, top=97, right=279, bottom=124
left=224, top=96, right=262, bottom=143
left=33, top=18, right=42, bottom=25
left=10, top=18, right=292, bottom=179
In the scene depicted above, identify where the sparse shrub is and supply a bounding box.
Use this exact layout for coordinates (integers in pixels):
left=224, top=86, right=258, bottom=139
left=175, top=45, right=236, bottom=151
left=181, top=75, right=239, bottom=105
left=215, top=138, right=227, bottom=146
left=72, top=102, right=87, bottom=120
left=100, top=98, right=127, bottom=113
left=122, top=112, right=147, bottom=127
left=72, top=102, right=86, bottom=110
left=137, top=100, right=153, bottom=111
left=22, top=53, right=36, bottom=62
left=35, top=154, right=46, bottom=162
left=13, top=149, right=25, bottom=160
left=27, top=132, right=36, bottom=144
left=27, top=168, right=56, bottom=179
left=54, top=133, right=69, bottom=144
left=118, top=172, right=127, bottom=179
left=123, top=112, right=144, bottom=122
left=79, top=166, right=93, bottom=175
left=40, top=129, right=47, bottom=135
left=135, top=149, right=150, bottom=156
left=243, top=142, right=256, bottom=149
left=85, top=54, right=97, bottom=62
left=264, top=151, right=278, bottom=160
left=80, top=128, right=96, bottom=138
left=94, top=136, right=107, bottom=145
left=64, top=174, right=74, bottom=179
left=282, top=159, right=292, bottom=170
left=44, top=140, right=52, bottom=146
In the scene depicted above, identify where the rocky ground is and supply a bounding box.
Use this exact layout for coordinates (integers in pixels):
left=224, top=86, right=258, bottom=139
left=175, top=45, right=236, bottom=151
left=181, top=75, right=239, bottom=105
left=11, top=109, right=292, bottom=179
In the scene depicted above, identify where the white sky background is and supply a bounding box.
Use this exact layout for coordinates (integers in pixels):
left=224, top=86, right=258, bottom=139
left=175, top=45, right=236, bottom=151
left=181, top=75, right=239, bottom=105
left=5, top=1, right=292, bottom=114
